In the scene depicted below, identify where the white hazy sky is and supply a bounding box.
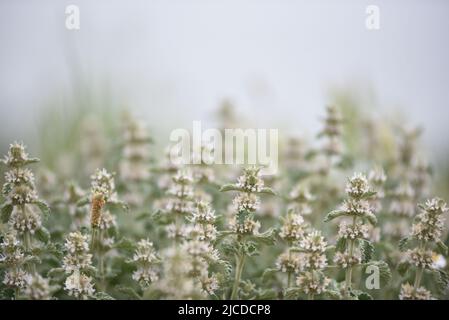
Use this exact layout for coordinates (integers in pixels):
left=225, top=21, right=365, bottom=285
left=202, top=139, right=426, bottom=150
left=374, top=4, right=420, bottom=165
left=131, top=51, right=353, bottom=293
left=1, top=0, right=449, bottom=157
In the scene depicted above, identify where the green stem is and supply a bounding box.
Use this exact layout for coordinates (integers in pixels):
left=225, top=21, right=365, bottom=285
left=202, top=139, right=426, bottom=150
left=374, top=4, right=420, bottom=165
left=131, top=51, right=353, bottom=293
left=230, top=254, right=246, bottom=300
left=413, top=241, right=426, bottom=291
left=344, top=216, right=357, bottom=298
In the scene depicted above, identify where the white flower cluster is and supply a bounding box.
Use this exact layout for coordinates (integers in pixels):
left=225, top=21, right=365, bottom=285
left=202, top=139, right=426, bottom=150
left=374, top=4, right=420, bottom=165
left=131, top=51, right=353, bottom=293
left=90, top=168, right=117, bottom=202
left=119, top=117, right=152, bottom=183
left=65, top=270, right=95, bottom=300
left=236, top=166, right=264, bottom=193
left=333, top=251, right=362, bottom=269
left=191, top=201, right=217, bottom=241
left=319, top=105, right=343, bottom=157
left=389, top=182, right=416, bottom=218
left=412, top=198, right=448, bottom=242
left=131, top=239, right=159, bottom=288
left=296, top=271, right=331, bottom=296
left=232, top=193, right=260, bottom=213
left=338, top=221, right=369, bottom=240
left=62, top=231, right=95, bottom=299
left=399, top=283, right=433, bottom=300
left=288, top=185, right=314, bottom=216
left=24, top=274, right=51, bottom=300
left=275, top=251, right=302, bottom=274
left=2, top=143, right=45, bottom=236
left=368, top=167, right=387, bottom=212
left=0, top=232, right=31, bottom=290
left=279, top=211, right=306, bottom=242
left=156, top=247, right=204, bottom=299
left=295, top=231, right=330, bottom=296
left=228, top=215, right=261, bottom=235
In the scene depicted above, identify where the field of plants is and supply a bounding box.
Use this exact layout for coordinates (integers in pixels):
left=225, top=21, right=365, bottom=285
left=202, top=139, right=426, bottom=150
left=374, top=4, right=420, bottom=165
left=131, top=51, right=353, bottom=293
left=0, top=101, right=448, bottom=300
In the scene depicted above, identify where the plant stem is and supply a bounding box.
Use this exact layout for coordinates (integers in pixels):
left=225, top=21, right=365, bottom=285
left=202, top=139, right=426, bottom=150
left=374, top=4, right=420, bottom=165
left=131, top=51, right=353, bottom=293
left=230, top=254, right=246, bottom=300
left=413, top=241, right=425, bottom=291
left=344, top=216, right=357, bottom=298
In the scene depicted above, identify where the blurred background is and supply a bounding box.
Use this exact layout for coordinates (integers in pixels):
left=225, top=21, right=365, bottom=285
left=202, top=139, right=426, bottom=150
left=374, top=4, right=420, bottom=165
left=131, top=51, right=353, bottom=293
left=0, top=0, right=448, bottom=173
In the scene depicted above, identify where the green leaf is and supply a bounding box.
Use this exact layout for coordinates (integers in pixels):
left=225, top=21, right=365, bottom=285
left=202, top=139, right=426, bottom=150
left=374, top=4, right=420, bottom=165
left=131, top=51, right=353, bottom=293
left=351, top=290, right=373, bottom=300
left=116, top=286, right=142, bottom=300
left=47, top=268, right=65, bottom=278
left=261, top=268, right=278, bottom=283
left=94, top=292, right=115, bottom=300
left=248, top=228, right=276, bottom=246
left=324, top=209, right=347, bottom=222
left=258, top=187, right=277, bottom=196
left=397, top=261, right=410, bottom=277
left=114, top=237, right=135, bottom=251
left=219, top=184, right=241, bottom=192
left=360, top=239, right=374, bottom=263
left=361, top=191, right=377, bottom=199
left=284, top=287, right=302, bottom=300
left=335, top=237, right=347, bottom=253
left=35, top=227, right=50, bottom=244
left=364, top=212, right=378, bottom=226
left=34, top=200, right=50, bottom=218
left=398, top=237, right=410, bottom=252
left=1, top=202, right=13, bottom=223
left=432, top=269, right=449, bottom=294
left=243, top=241, right=259, bottom=257
left=436, top=240, right=448, bottom=256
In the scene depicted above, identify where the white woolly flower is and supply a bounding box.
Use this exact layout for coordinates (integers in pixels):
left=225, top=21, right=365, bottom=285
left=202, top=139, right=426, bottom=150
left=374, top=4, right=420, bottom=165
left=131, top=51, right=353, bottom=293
left=236, top=166, right=264, bottom=193
left=232, top=193, right=260, bottom=213
left=65, top=271, right=95, bottom=299
left=24, top=274, right=51, bottom=300
left=345, top=173, right=370, bottom=198
left=399, top=283, right=433, bottom=300
left=338, top=221, right=369, bottom=240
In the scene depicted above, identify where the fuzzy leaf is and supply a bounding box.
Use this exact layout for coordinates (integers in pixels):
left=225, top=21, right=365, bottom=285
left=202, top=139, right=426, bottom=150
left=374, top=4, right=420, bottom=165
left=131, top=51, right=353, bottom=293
left=364, top=212, right=378, bottom=226
left=258, top=187, right=277, bottom=196
left=261, top=268, right=278, bottom=283
left=324, top=209, right=347, bottom=222
left=360, top=239, right=374, bottom=263
left=116, top=286, right=142, bottom=299
left=114, top=237, right=135, bottom=251
left=397, top=261, right=410, bottom=277
left=34, top=200, right=50, bottom=218
left=35, top=227, right=51, bottom=244
left=335, top=237, right=347, bottom=253
left=47, top=267, right=65, bottom=278
left=1, top=202, right=13, bottom=223
left=219, top=184, right=241, bottom=192
left=248, top=229, right=276, bottom=246
left=432, top=269, right=449, bottom=294
left=398, top=237, right=410, bottom=252
left=361, top=191, right=377, bottom=199
left=357, top=291, right=373, bottom=300
left=94, top=292, right=115, bottom=300
left=436, top=240, right=448, bottom=256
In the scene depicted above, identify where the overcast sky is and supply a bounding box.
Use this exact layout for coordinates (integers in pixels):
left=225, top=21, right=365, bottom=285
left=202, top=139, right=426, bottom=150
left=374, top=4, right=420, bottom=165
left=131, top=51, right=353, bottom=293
left=1, top=0, right=448, bottom=157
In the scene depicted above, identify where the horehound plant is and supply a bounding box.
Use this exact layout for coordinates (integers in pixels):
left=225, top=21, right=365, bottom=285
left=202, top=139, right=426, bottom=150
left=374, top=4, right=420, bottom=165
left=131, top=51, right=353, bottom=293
left=88, top=168, right=127, bottom=289
left=129, top=239, right=160, bottom=290
left=219, top=166, right=276, bottom=300
left=61, top=231, right=96, bottom=299
left=275, top=210, right=307, bottom=290
left=1, top=142, right=51, bottom=273
left=0, top=232, right=32, bottom=297
left=118, top=116, right=152, bottom=207
left=162, top=169, right=195, bottom=244
left=325, top=172, right=391, bottom=299
left=398, top=198, right=449, bottom=300
left=294, top=230, right=331, bottom=300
